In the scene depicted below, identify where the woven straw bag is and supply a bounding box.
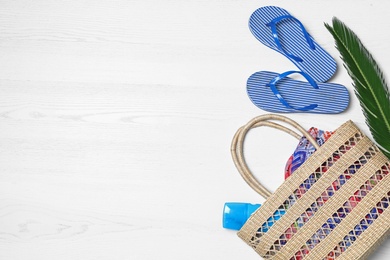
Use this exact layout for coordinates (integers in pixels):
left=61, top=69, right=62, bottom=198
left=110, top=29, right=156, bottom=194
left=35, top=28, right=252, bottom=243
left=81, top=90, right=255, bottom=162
left=231, top=114, right=390, bottom=259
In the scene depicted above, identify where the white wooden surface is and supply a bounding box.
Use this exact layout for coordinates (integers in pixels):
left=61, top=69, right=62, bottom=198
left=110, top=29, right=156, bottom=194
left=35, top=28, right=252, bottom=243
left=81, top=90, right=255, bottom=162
left=0, top=1, right=389, bottom=259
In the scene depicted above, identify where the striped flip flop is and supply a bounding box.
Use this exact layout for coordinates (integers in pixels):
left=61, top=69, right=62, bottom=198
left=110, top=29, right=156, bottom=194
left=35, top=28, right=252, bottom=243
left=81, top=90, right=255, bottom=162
left=247, top=71, right=349, bottom=114
left=249, top=6, right=337, bottom=83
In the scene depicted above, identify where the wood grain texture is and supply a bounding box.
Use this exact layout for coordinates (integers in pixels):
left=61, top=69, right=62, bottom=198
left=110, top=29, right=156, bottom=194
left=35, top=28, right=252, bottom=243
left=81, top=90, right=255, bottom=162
left=0, top=0, right=389, bottom=259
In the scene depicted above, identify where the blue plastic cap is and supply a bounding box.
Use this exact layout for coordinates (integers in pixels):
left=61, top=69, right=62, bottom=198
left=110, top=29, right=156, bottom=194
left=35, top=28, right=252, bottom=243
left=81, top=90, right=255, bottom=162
left=223, top=202, right=261, bottom=230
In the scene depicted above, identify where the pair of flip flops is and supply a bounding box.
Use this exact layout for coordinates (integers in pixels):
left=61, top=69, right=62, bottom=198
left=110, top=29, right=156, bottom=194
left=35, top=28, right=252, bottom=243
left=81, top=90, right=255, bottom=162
left=247, top=6, right=349, bottom=114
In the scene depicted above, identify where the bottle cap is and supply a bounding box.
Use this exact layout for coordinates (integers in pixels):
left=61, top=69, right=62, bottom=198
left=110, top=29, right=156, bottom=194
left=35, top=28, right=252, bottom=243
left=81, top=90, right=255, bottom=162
left=223, top=202, right=261, bottom=230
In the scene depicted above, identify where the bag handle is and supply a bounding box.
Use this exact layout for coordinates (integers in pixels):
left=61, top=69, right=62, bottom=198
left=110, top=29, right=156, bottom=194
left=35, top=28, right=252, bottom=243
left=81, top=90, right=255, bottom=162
left=231, top=114, right=320, bottom=199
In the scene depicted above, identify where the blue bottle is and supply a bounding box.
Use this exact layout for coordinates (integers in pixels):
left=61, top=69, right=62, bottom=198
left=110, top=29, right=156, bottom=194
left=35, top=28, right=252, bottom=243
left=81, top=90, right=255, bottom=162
left=223, top=202, right=261, bottom=230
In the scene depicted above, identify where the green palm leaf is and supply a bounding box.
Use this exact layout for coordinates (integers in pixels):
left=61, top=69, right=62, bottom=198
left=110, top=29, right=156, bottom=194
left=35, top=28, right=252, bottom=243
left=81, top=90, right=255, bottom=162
left=325, top=17, right=390, bottom=159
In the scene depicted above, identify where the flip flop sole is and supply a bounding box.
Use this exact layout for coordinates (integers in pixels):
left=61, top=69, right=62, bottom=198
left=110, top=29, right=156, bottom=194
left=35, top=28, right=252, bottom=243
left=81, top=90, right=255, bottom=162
left=247, top=71, right=349, bottom=114
left=249, top=6, right=337, bottom=83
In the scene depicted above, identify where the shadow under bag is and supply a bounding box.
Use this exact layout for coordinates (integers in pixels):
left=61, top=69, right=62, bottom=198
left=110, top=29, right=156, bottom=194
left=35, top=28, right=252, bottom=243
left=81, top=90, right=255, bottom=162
left=231, top=114, right=390, bottom=259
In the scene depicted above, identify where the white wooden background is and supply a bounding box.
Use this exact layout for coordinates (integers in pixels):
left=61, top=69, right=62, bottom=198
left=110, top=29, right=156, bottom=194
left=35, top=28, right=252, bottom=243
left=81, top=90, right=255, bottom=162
left=0, top=0, right=389, bottom=259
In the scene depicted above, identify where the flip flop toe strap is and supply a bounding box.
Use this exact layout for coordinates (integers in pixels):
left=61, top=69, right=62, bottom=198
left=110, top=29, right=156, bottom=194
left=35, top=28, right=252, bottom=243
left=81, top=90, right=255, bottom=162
left=267, top=71, right=319, bottom=111
left=266, top=15, right=315, bottom=62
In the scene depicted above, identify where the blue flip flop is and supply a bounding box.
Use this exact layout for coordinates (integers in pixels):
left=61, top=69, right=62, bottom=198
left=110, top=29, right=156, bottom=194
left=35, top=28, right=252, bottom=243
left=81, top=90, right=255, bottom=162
left=249, top=6, right=337, bottom=83
left=247, top=71, right=349, bottom=114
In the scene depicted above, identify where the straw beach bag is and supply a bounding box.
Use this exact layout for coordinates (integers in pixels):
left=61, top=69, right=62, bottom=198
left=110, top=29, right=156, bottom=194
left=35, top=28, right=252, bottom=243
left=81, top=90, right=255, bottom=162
left=231, top=114, right=390, bottom=259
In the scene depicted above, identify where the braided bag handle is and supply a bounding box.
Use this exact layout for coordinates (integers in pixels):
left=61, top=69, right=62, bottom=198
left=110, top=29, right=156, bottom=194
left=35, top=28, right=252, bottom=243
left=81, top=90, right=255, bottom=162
left=231, top=114, right=320, bottom=199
